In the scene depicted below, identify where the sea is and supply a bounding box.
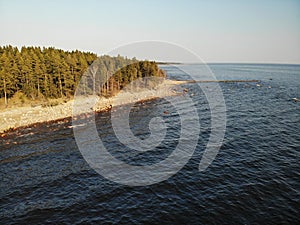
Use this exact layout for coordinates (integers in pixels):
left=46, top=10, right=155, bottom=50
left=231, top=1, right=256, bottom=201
left=0, top=64, right=299, bottom=224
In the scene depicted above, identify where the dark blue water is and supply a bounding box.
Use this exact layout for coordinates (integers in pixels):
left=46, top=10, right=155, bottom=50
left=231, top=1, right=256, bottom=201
left=1, top=64, right=299, bottom=224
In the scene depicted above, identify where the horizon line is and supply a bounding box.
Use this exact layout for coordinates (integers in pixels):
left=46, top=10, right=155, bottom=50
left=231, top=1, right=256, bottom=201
left=159, top=62, right=300, bottom=66
left=1, top=44, right=299, bottom=66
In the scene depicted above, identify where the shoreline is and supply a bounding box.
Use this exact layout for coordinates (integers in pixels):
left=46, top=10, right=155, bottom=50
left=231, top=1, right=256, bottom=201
left=0, top=97, right=163, bottom=142
left=0, top=79, right=260, bottom=135
left=0, top=79, right=180, bottom=134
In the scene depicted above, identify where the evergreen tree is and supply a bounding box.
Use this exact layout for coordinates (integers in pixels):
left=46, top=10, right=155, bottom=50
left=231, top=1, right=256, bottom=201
left=0, top=45, right=165, bottom=105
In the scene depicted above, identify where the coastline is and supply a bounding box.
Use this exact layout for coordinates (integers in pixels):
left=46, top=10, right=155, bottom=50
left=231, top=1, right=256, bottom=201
left=0, top=79, right=181, bottom=134
left=0, top=78, right=261, bottom=134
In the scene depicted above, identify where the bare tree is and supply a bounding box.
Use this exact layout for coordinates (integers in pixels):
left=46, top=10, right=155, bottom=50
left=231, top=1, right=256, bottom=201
left=90, top=64, right=98, bottom=95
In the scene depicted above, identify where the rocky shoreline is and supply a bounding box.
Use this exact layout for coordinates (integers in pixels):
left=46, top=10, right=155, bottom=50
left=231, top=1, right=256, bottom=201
left=0, top=78, right=260, bottom=134
left=0, top=79, right=181, bottom=134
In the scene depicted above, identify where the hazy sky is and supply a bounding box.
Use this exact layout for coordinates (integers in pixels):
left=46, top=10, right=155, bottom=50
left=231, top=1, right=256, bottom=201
left=0, top=0, right=300, bottom=63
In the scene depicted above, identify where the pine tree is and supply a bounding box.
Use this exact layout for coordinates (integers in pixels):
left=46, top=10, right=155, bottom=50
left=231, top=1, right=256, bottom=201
left=0, top=45, right=165, bottom=105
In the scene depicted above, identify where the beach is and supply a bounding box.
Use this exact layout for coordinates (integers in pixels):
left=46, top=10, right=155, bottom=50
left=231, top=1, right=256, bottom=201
left=0, top=78, right=263, bottom=134
left=0, top=79, right=181, bottom=134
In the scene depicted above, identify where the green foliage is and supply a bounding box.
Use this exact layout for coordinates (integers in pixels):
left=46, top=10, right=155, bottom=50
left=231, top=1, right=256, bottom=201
left=104, top=60, right=166, bottom=97
left=0, top=45, right=166, bottom=105
left=0, top=45, right=97, bottom=104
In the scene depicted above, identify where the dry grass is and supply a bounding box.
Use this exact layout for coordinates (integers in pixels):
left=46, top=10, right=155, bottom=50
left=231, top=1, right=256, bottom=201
left=0, top=91, right=71, bottom=110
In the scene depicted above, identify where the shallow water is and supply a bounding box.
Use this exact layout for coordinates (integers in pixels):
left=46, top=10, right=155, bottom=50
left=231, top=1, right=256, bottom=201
left=0, top=64, right=299, bottom=224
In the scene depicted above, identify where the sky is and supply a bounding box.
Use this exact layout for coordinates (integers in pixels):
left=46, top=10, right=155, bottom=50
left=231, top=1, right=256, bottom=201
left=0, top=0, right=300, bottom=64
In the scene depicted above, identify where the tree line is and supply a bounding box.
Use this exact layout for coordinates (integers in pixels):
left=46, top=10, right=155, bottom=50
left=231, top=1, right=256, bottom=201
left=0, top=45, right=165, bottom=106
